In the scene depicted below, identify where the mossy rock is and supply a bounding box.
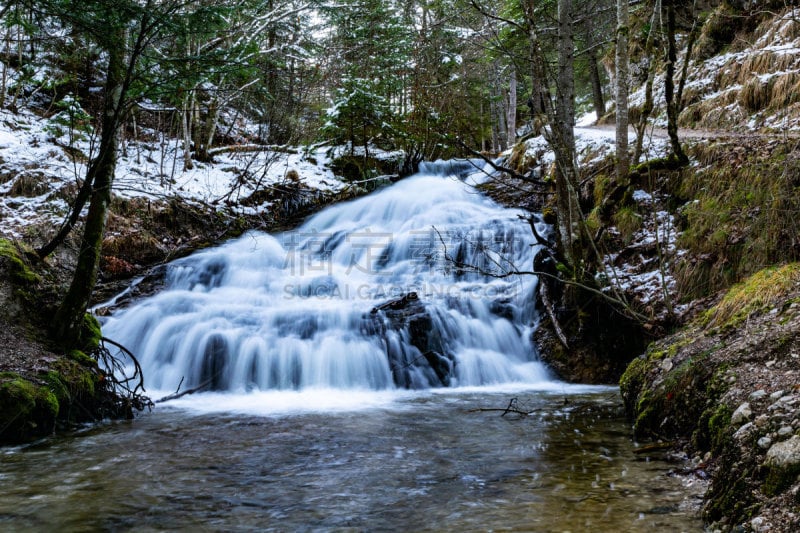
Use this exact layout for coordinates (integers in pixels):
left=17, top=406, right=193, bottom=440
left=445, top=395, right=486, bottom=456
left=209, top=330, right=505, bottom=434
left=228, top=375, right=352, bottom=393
left=763, top=435, right=800, bottom=496
left=0, top=373, right=59, bottom=443
left=0, top=239, right=39, bottom=286
left=626, top=351, right=716, bottom=439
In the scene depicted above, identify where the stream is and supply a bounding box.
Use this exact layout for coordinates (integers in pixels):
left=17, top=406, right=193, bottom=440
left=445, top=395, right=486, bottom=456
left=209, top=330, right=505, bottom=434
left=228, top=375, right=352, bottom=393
left=0, top=389, right=703, bottom=531
left=1, top=161, right=703, bottom=530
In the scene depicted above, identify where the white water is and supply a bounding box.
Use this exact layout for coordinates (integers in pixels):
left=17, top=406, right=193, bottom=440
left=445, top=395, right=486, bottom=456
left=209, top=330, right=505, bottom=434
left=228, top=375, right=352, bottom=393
left=102, top=161, right=556, bottom=401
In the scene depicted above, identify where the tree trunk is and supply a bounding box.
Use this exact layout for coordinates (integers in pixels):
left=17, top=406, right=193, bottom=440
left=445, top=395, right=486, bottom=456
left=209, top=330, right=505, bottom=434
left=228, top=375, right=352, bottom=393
left=633, top=0, right=660, bottom=164
left=553, top=0, right=581, bottom=267
left=53, top=28, right=126, bottom=347
left=506, top=68, right=517, bottom=146
left=615, top=0, right=630, bottom=183
left=182, top=89, right=194, bottom=171
left=664, top=0, right=687, bottom=163
left=587, top=47, right=605, bottom=121
left=677, top=15, right=700, bottom=117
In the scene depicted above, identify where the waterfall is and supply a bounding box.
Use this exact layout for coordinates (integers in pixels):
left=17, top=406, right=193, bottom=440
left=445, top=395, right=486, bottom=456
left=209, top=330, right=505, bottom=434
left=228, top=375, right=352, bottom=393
left=102, top=162, right=554, bottom=393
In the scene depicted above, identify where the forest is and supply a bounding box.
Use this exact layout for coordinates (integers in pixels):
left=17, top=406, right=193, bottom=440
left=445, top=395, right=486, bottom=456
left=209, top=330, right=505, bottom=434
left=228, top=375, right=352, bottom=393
left=1, top=0, right=800, bottom=531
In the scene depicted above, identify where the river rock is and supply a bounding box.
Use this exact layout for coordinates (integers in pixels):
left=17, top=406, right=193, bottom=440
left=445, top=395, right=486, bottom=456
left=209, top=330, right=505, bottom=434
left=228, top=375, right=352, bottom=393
left=764, top=435, right=800, bottom=495
left=368, top=293, right=456, bottom=388
left=749, top=389, right=767, bottom=401
left=731, top=402, right=753, bottom=426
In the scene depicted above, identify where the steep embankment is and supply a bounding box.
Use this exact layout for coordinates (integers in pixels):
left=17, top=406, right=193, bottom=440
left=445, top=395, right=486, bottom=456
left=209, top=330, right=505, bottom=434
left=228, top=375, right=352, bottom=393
left=621, top=265, right=800, bottom=531
left=0, top=239, right=134, bottom=443
left=615, top=4, right=800, bottom=530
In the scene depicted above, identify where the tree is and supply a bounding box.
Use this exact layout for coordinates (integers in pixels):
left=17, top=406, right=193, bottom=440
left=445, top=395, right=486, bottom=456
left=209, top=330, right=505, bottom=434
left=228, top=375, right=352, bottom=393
left=615, top=0, right=630, bottom=182
left=663, top=0, right=687, bottom=163
left=36, top=0, right=226, bottom=345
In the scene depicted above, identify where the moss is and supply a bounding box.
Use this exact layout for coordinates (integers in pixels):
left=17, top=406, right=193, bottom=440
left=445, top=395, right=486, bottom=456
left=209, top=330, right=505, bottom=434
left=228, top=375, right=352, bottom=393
left=0, top=238, right=40, bottom=285
left=79, top=313, right=103, bottom=352
left=613, top=206, right=642, bottom=244
left=541, top=206, right=557, bottom=225
left=619, top=356, right=647, bottom=414
left=701, top=263, right=800, bottom=330
left=52, top=358, right=97, bottom=399
left=67, top=349, right=96, bottom=367
left=763, top=461, right=800, bottom=497
left=0, top=373, right=59, bottom=442
left=706, top=404, right=732, bottom=453
left=628, top=352, right=716, bottom=439
left=704, top=469, right=758, bottom=524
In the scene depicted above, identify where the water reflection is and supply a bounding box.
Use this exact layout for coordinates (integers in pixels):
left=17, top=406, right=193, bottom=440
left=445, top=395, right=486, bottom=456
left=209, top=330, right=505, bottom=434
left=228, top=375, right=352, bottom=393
left=0, top=391, right=703, bottom=531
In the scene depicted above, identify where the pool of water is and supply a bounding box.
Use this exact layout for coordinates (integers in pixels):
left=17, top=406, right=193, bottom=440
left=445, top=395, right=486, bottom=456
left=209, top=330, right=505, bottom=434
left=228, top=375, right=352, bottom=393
left=0, top=389, right=704, bottom=531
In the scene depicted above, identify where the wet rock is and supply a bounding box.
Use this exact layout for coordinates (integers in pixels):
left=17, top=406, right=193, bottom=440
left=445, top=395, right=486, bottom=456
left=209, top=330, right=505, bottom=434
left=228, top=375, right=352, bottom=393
left=731, top=402, right=752, bottom=426
left=750, top=516, right=769, bottom=532
left=368, top=293, right=456, bottom=388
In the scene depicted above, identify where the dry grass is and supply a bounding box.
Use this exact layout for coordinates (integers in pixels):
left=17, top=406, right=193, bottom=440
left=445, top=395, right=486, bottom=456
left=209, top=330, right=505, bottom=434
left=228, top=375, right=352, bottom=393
left=679, top=90, right=740, bottom=129
left=701, top=263, right=800, bottom=330
left=676, top=141, right=800, bottom=300
left=770, top=71, right=800, bottom=108
left=738, top=76, right=775, bottom=112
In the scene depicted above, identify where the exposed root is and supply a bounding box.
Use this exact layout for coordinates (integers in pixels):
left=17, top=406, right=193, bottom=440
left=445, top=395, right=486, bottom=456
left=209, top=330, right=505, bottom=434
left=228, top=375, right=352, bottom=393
left=95, top=337, right=153, bottom=416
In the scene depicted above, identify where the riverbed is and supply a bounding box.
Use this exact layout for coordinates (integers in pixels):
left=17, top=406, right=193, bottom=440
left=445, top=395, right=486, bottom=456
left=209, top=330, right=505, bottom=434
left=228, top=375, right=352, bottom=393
left=0, top=389, right=703, bottom=531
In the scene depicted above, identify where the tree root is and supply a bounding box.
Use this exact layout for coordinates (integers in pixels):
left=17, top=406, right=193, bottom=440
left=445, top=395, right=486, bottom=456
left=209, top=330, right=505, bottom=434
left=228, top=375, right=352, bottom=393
left=95, top=337, right=153, bottom=416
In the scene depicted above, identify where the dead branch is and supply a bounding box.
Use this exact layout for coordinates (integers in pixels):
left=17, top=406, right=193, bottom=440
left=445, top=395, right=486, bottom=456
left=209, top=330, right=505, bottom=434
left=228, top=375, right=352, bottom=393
left=207, top=143, right=298, bottom=156
left=454, top=138, right=549, bottom=190
left=155, top=377, right=213, bottom=403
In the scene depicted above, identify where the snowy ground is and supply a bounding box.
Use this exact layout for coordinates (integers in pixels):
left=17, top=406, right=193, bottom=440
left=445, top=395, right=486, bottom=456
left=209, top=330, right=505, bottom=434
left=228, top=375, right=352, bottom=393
left=0, top=106, right=346, bottom=239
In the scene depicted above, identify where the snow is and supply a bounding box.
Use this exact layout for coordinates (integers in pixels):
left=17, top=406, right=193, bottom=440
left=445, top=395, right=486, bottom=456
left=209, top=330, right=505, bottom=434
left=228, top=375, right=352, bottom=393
left=0, top=106, right=346, bottom=240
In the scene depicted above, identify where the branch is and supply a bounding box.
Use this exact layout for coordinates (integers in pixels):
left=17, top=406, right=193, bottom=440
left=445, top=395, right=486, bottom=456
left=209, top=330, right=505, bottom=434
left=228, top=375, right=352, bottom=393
left=453, top=138, right=549, bottom=193
left=155, top=377, right=213, bottom=403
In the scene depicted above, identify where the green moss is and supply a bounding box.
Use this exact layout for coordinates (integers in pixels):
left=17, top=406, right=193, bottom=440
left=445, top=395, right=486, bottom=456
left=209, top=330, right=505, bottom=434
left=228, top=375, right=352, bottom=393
left=52, top=359, right=97, bottom=399
left=0, top=373, right=59, bottom=442
left=44, top=371, right=71, bottom=405
left=68, top=349, right=96, bottom=366
left=613, top=206, right=642, bottom=244
left=79, top=313, right=103, bottom=352
left=704, top=470, right=757, bottom=524
left=0, top=238, right=40, bottom=285
left=628, top=352, right=716, bottom=439
left=706, top=404, right=732, bottom=453
left=764, top=462, right=800, bottom=497
left=619, top=356, right=647, bottom=414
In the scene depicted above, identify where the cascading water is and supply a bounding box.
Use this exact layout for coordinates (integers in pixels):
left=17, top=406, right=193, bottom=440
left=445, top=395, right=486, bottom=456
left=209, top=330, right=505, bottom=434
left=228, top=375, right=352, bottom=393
left=102, top=161, right=553, bottom=394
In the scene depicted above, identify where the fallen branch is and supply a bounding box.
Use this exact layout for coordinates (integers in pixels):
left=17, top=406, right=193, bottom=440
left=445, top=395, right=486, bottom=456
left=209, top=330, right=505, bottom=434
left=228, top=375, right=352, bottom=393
left=632, top=442, right=676, bottom=455
left=207, top=143, right=298, bottom=156
left=454, top=138, right=549, bottom=193
left=155, top=377, right=213, bottom=403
